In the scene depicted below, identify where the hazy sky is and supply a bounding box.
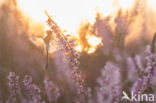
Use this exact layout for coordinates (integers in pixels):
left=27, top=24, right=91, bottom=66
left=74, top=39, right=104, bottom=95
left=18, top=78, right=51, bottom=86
left=17, top=0, right=156, bottom=34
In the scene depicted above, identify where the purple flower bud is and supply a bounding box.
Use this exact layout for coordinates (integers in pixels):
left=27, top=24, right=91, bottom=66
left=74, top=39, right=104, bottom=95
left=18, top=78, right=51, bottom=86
left=43, top=77, right=60, bottom=102
left=6, top=72, right=19, bottom=103
left=23, top=75, right=44, bottom=103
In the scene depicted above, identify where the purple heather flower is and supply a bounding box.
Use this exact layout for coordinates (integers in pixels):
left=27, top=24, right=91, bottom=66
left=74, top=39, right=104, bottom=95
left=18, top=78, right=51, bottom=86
left=132, top=45, right=156, bottom=93
left=23, top=75, right=44, bottom=103
left=6, top=72, right=19, bottom=103
left=43, top=76, right=60, bottom=102
left=45, top=12, right=86, bottom=103
left=135, top=54, right=144, bottom=71
left=126, top=57, right=138, bottom=80
left=97, top=62, right=121, bottom=103
left=131, top=78, right=143, bottom=94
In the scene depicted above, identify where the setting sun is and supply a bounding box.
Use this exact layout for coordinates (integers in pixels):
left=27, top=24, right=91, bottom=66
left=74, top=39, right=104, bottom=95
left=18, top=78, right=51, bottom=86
left=87, top=35, right=102, bottom=47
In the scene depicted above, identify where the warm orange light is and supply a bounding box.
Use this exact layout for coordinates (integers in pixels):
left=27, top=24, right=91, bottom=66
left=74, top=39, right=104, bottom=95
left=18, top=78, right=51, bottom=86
left=17, top=0, right=133, bottom=35
left=86, top=35, right=102, bottom=54
left=148, top=0, right=156, bottom=11
left=87, top=35, right=102, bottom=47
left=87, top=48, right=96, bottom=54
left=74, top=35, right=102, bottom=54
left=17, top=0, right=153, bottom=54
left=75, top=43, right=82, bottom=53
left=115, top=0, right=135, bottom=10
left=17, top=0, right=97, bottom=34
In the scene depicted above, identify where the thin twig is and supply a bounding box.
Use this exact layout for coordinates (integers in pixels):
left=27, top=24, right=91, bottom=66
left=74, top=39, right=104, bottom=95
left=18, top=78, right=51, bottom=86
left=151, top=33, right=156, bottom=53
left=45, top=47, right=49, bottom=71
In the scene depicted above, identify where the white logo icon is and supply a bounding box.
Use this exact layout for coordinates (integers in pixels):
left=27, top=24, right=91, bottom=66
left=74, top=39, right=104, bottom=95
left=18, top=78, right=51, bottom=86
left=121, top=91, right=154, bottom=102
left=121, top=91, right=131, bottom=101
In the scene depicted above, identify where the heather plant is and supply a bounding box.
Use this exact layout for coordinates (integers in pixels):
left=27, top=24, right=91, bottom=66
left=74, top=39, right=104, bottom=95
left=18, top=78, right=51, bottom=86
left=6, top=72, right=20, bottom=103
left=132, top=34, right=156, bottom=94
left=23, top=75, right=44, bottom=103
left=96, top=62, right=122, bottom=103
left=43, top=76, right=60, bottom=102
left=45, top=11, right=87, bottom=103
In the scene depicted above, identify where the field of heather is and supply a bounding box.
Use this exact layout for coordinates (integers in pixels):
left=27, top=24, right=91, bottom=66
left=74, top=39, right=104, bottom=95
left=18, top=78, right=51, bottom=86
left=0, top=0, right=156, bottom=103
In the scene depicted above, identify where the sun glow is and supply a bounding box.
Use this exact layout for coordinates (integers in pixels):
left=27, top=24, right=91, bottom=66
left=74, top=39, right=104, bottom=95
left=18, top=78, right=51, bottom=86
left=17, top=0, right=153, bottom=54
left=148, top=0, right=156, bottom=11
left=87, top=35, right=102, bottom=47
left=116, top=0, right=135, bottom=10
left=86, top=35, right=102, bottom=54
left=17, top=0, right=126, bottom=34
left=75, top=43, right=82, bottom=53
left=87, top=48, right=96, bottom=54
left=74, top=34, right=102, bottom=54
left=16, top=0, right=112, bottom=54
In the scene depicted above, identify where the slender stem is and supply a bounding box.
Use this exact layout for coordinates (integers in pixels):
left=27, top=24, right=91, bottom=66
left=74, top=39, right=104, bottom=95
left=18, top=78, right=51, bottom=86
left=46, top=47, right=49, bottom=71
left=151, top=33, right=156, bottom=53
